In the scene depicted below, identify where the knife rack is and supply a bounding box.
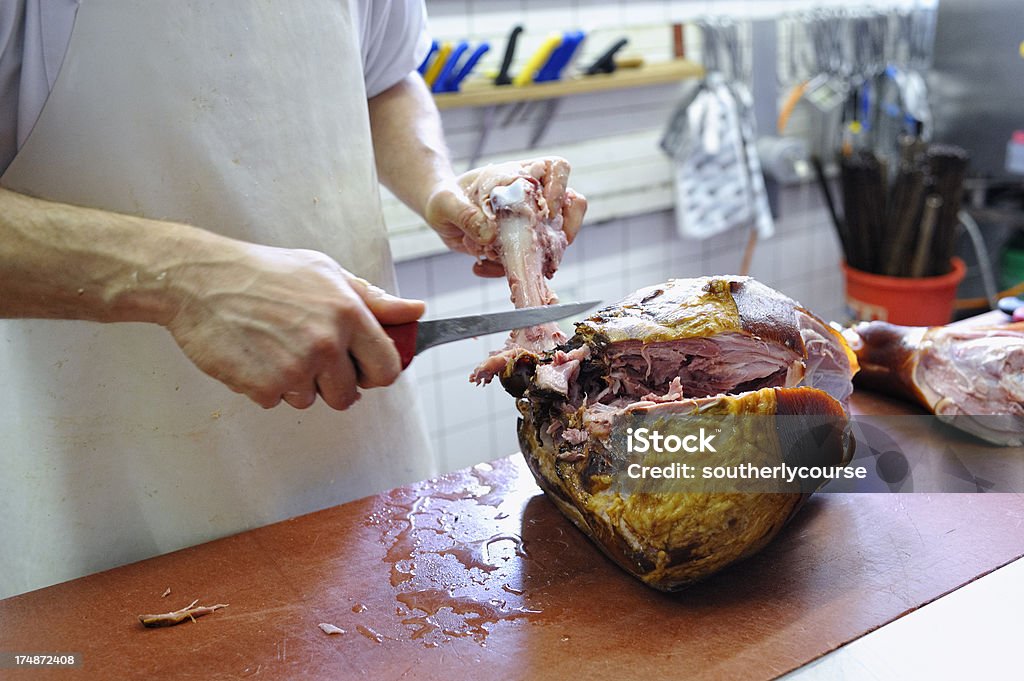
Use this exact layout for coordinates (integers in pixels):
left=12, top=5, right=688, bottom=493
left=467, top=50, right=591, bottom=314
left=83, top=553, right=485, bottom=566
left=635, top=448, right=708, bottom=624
left=432, top=59, right=703, bottom=110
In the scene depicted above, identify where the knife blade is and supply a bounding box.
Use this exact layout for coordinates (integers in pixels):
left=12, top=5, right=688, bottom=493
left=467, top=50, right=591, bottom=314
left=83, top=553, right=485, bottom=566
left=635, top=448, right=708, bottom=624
left=384, top=300, right=600, bottom=369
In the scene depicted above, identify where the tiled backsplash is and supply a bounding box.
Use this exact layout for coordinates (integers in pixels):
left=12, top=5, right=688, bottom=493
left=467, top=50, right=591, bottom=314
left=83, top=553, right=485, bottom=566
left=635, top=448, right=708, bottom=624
left=395, top=182, right=845, bottom=473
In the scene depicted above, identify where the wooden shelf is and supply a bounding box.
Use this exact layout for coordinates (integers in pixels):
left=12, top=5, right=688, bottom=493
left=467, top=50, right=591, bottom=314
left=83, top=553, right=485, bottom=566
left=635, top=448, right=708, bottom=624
left=433, top=59, right=704, bottom=110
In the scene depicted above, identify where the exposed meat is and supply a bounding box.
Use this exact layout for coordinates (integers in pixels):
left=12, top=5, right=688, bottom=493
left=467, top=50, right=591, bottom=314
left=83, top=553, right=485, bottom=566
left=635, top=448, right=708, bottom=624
left=797, top=309, right=857, bottom=404
left=552, top=278, right=856, bottom=409
left=479, top=276, right=858, bottom=590
left=467, top=159, right=579, bottom=384
left=597, top=334, right=802, bottom=404
left=533, top=346, right=589, bottom=395
left=846, top=321, right=1024, bottom=446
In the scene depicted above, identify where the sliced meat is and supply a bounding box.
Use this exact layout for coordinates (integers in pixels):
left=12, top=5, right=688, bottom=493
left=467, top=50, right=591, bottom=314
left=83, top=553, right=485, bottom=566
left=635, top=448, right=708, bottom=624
left=560, top=278, right=856, bottom=410
left=598, top=333, right=802, bottom=404
left=846, top=320, right=1024, bottom=445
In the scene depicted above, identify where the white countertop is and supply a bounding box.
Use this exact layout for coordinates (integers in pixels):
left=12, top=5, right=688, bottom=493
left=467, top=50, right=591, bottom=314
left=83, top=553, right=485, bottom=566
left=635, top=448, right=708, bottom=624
left=783, top=554, right=1024, bottom=679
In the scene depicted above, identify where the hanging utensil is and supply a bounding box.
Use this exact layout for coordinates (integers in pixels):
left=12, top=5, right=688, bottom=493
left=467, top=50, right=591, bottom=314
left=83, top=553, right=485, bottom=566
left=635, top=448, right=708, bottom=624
left=660, top=19, right=773, bottom=239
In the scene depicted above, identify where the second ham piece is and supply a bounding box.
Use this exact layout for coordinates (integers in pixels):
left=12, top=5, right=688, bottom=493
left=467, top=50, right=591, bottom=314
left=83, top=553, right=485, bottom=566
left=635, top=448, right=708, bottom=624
left=470, top=159, right=579, bottom=383
left=845, top=320, right=1024, bottom=445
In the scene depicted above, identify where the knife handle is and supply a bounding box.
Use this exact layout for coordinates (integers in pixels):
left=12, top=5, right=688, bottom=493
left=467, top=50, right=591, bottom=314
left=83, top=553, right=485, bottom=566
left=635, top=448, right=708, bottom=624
left=431, top=41, right=469, bottom=94
left=383, top=321, right=418, bottom=369
left=495, top=25, right=523, bottom=86
left=584, top=37, right=628, bottom=75
left=447, top=42, right=490, bottom=92
left=513, top=33, right=563, bottom=87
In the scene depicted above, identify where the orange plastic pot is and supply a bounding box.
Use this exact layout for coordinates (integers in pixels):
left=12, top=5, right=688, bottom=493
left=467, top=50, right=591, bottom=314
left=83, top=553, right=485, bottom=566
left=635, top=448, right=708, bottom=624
left=842, top=257, right=966, bottom=326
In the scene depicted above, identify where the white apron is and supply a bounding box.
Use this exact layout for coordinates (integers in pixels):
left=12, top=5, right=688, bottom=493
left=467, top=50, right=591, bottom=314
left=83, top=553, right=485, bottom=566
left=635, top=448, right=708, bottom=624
left=0, top=0, right=435, bottom=598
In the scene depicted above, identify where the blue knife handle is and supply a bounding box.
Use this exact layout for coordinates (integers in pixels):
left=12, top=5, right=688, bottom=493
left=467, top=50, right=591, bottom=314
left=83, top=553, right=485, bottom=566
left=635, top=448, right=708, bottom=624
left=417, top=40, right=439, bottom=75
left=431, top=41, right=468, bottom=93
left=534, top=31, right=585, bottom=83
left=443, top=42, right=490, bottom=92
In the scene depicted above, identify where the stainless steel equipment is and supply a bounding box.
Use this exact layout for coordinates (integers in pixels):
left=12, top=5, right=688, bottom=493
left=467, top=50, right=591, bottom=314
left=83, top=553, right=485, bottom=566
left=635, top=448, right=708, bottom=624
left=930, top=0, right=1024, bottom=182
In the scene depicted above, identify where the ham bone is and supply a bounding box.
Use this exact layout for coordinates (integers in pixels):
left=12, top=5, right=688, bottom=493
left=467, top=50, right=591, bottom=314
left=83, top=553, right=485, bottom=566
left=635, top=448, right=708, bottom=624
left=470, top=175, right=570, bottom=384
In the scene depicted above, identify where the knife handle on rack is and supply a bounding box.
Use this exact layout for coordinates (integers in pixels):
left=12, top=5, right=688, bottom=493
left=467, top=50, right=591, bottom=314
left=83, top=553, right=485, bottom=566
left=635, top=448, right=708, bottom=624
left=383, top=321, right=418, bottom=369
left=440, top=42, right=490, bottom=92
left=534, top=31, right=585, bottom=83
left=432, top=41, right=469, bottom=93
left=423, top=42, right=453, bottom=88
left=495, top=25, right=524, bottom=86
left=513, top=33, right=563, bottom=87
left=584, top=37, right=628, bottom=75
left=417, top=40, right=439, bottom=75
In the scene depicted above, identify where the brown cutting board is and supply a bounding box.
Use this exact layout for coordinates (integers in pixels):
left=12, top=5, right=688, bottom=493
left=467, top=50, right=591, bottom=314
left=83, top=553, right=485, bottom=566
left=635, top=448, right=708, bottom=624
left=2, top=392, right=1024, bottom=680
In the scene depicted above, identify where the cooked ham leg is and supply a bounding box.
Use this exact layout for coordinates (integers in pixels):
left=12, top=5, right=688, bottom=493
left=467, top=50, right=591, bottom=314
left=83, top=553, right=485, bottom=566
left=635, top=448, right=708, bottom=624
left=469, top=160, right=574, bottom=384
left=500, top=277, right=857, bottom=590
left=845, top=321, right=1024, bottom=446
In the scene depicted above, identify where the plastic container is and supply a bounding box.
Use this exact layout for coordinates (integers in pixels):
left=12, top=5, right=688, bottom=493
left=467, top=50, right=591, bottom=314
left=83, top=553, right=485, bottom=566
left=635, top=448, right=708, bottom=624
left=842, top=257, right=966, bottom=326
left=1007, top=130, right=1024, bottom=175
left=1001, top=236, right=1024, bottom=290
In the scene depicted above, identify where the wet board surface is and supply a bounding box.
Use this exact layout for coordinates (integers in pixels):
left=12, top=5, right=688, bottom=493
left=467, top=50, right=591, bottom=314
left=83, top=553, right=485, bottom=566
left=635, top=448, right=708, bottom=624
left=2, top=390, right=1024, bottom=680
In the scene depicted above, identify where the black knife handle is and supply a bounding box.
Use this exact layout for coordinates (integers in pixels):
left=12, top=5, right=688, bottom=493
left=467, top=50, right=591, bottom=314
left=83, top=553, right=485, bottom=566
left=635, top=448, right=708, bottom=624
left=495, top=25, right=523, bottom=86
left=584, top=37, right=628, bottom=75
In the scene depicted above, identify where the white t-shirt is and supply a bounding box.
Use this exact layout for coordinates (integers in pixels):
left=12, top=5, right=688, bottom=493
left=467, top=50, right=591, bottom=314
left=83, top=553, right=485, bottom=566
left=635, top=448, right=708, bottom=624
left=0, top=0, right=430, bottom=174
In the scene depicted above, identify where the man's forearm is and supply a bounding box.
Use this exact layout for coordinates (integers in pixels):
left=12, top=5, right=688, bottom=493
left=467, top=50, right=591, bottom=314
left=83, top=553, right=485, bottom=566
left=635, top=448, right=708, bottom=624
left=367, top=73, right=456, bottom=217
left=0, top=186, right=424, bottom=409
left=0, top=187, right=235, bottom=323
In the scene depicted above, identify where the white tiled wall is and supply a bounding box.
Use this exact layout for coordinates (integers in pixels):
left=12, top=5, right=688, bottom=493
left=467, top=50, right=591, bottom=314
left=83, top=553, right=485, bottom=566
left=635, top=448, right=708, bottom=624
left=386, top=1, right=692, bottom=260
left=396, top=0, right=927, bottom=261
left=395, top=183, right=845, bottom=474
left=424, top=0, right=887, bottom=42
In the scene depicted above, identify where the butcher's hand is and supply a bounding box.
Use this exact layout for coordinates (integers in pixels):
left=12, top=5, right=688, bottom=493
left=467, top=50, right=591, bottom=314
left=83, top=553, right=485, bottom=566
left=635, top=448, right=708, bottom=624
left=165, top=245, right=424, bottom=410
left=423, top=156, right=587, bottom=278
